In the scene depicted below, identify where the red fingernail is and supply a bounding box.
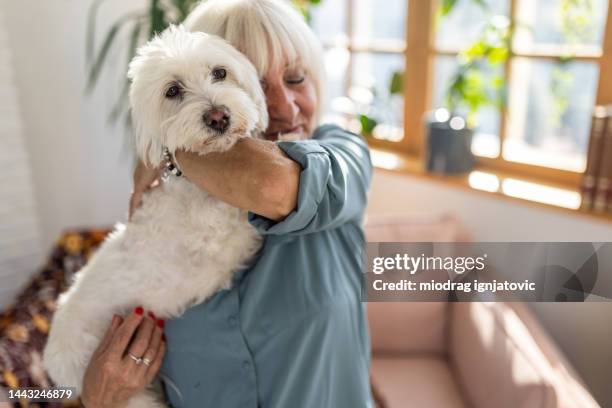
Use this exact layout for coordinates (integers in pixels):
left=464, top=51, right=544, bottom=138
left=156, top=319, right=165, bottom=328
left=134, top=306, right=144, bottom=315
left=162, top=333, right=166, bottom=341
left=148, top=311, right=156, bottom=319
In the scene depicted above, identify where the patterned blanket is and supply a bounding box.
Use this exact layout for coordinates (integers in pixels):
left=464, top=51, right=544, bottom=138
left=0, top=228, right=110, bottom=407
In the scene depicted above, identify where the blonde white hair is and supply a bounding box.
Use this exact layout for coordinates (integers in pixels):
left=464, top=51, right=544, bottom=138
left=184, top=0, right=325, bottom=120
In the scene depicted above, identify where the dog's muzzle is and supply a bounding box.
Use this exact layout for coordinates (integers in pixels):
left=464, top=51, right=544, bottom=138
left=203, top=106, right=230, bottom=133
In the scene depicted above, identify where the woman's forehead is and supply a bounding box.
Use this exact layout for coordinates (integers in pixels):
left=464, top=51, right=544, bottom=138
left=264, top=57, right=303, bottom=76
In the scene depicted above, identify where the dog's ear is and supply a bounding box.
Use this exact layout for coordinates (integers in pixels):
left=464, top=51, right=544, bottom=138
left=244, top=69, right=269, bottom=136
left=228, top=51, right=269, bottom=135
left=127, top=33, right=169, bottom=168
left=130, top=113, right=165, bottom=168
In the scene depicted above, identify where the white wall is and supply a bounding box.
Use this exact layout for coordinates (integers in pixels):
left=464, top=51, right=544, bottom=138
left=367, top=169, right=612, bottom=241
left=1, top=0, right=145, bottom=283
left=367, top=169, right=612, bottom=407
left=0, top=6, right=42, bottom=310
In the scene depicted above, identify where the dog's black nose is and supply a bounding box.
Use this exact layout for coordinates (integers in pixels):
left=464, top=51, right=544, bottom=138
left=204, top=107, right=230, bottom=133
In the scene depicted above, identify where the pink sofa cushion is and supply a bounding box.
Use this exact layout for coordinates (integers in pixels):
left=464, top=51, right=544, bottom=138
left=364, top=215, right=468, bottom=355
left=367, top=302, right=448, bottom=354
left=371, top=356, right=468, bottom=408
left=449, top=302, right=600, bottom=408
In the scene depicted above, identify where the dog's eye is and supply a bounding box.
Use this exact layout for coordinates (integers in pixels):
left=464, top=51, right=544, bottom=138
left=212, top=68, right=227, bottom=81
left=165, top=85, right=181, bottom=99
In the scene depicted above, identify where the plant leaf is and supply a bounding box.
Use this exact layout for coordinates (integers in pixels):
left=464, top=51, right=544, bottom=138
left=487, top=47, right=509, bottom=64
left=109, top=21, right=143, bottom=124
left=440, top=0, right=458, bottom=16
left=359, top=114, right=378, bottom=135
left=389, top=71, right=404, bottom=95
left=86, top=0, right=110, bottom=65
left=149, top=0, right=167, bottom=38
left=87, top=12, right=142, bottom=93
left=171, top=0, right=199, bottom=21
left=439, top=0, right=489, bottom=18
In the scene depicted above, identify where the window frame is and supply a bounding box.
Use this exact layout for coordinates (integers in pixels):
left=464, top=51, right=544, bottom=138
left=320, top=0, right=612, bottom=188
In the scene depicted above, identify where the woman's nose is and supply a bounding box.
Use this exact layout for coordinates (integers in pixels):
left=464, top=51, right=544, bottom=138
left=267, top=84, right=299, bottom=121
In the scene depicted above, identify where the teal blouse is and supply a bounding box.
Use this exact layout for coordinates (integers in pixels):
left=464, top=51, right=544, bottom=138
left=159, top=124, right=373, bottom=408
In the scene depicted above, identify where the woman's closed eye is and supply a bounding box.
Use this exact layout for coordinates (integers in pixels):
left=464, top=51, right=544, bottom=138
left=284, top=70, right=306, bottom=85
left=285, top=76, right=305, bottom=85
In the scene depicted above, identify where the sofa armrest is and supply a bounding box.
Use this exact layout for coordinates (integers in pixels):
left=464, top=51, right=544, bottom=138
left=449, top=302, right=599, bottom=408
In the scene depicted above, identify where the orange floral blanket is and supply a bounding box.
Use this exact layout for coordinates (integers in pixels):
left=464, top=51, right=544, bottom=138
left=0, top=228, right=110, bottom=407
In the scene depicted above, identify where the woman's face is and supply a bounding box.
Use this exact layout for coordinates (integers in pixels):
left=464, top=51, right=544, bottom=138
left=261, top=60, right=317, bottom=141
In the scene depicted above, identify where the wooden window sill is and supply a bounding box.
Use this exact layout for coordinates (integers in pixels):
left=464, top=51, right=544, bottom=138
left=369, top=147, right=612, bottom=224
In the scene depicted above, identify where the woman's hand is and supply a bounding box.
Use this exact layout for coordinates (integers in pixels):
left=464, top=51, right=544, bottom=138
left=129, top=160, right=163, bottom=221
left=80, top=307, right=166, bottom=408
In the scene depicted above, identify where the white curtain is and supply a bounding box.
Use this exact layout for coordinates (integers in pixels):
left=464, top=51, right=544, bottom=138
left=0, top=7, right=42, bottom=310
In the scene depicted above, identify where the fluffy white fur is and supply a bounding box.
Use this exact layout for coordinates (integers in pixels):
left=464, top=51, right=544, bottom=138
left=43, top=26, right=269, bottom=407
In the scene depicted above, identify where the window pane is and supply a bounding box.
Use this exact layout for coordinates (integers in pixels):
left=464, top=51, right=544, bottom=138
left=353, top=0, right=407, bottom=44
left=351, top=53, right=405, bottom=141
left=504, top=58, right=599, bottom=172
left=514, top=0, right=610, bottom=52
left=435, top=0, right=510, bottom=50
left=310, top=0, right=347, bottom=44
left=321, top=46, right=350, bottom=122
left=431, top=56, right=501, bottom=158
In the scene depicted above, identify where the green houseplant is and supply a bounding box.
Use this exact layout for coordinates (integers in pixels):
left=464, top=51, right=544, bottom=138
left=428, top=0, right=595, bottom=172
left=426, top=0, right=513, bottom=173
left=441, top=15, right=512, bottom=127
left=355, top=0, right=508, bottom=144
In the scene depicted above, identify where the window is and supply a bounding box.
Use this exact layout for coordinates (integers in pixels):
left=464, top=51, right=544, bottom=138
left=310, top=0, right=408, bottom=142
left=310, top=0, right=612, bottom=187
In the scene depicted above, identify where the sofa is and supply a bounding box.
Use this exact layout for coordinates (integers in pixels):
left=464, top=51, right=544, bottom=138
left=364, top=214, right=600, bottom=408
left=0, top=217, right=601, bottom=407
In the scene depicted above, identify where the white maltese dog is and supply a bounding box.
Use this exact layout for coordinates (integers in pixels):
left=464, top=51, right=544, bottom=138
left=43, top=25, right=269, bottom=407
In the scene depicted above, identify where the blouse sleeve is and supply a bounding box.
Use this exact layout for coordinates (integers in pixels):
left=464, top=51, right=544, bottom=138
left=247, top=124, right=372, bottom=236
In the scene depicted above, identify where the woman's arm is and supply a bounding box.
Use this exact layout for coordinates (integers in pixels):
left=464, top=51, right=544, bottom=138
left=175, top=138, right=300, bottom=220
left=247, top=125, right=373, bottom=236
left=130, top=138, right=301, bottom=221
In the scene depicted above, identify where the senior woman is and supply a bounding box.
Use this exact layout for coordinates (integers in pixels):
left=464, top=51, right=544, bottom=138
left=79, top=0, right=374, bottom=407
